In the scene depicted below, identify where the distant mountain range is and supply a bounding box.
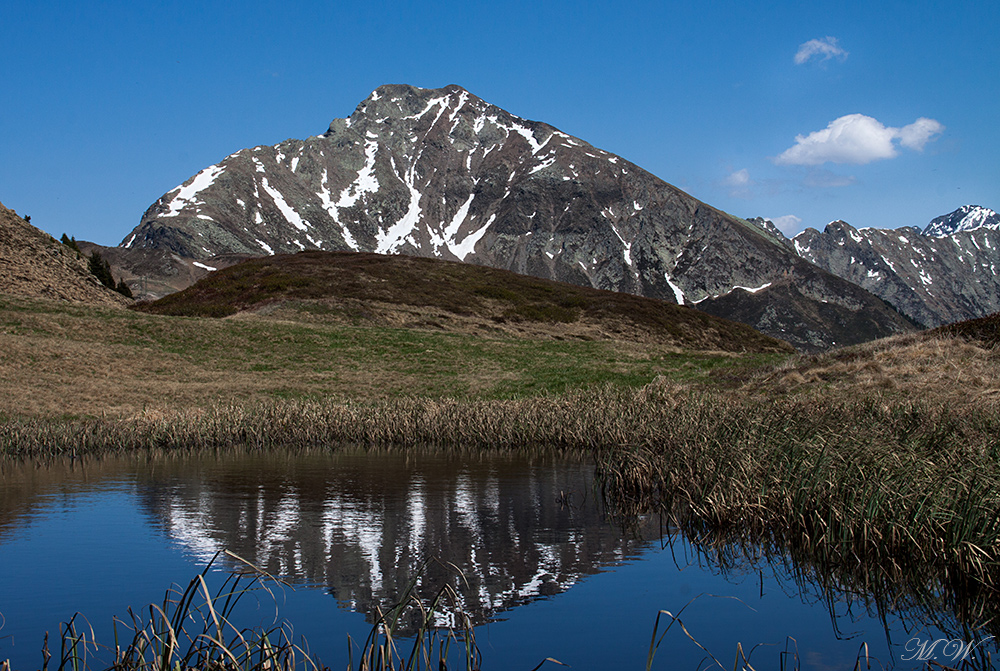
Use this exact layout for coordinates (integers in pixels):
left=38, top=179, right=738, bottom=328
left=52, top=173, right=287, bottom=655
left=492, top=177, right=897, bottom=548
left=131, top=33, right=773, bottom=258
left=777, top=205, right=1000, bottom=328
left=106, top=84, right=923, bottom=352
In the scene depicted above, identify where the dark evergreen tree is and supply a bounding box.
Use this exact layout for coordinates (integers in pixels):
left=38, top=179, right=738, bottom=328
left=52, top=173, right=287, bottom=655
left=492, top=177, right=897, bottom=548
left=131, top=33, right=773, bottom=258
left=60, top=233, right=82, bottom=254
left=115, top=278, right=134, bottom=298
left=88, top=251, right=116, bottom=290
left=61, top=234, right=82, bottom=259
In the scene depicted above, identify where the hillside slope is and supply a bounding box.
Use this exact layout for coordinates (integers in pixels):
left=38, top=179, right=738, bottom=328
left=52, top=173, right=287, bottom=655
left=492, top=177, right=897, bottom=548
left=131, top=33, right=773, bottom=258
left=137, top=251, right=794, bottom=353
left=113, top=84, right=913, bottom=352
left=756, top=309, right=1000, bottom=410
left=0, top=201, right=129, bottom=307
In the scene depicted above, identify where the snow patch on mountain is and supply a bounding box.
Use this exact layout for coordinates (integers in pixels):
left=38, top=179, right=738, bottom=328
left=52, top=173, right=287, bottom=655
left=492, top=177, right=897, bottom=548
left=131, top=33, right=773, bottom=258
left=510, top=123, right=548, bottom=155
left=260, top=177, right=309, bottom=233
left=664, top=273, right=685, bottom=304
left=160, top=164, right=225, bottom=217
left=377, top=156, right=423, bottom=254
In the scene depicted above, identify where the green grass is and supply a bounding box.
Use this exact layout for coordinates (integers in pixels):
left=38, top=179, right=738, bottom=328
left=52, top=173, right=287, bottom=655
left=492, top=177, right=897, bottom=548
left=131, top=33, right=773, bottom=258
left=0, top=294, right=785, bottom=418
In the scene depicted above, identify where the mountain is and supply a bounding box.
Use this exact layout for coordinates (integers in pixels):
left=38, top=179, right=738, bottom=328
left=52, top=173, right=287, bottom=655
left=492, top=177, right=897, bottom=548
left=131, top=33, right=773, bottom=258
left=137, top=250, right=794, bottom=353
left=789, top=206, right=1000, bottom=328
left=115, top=84, right=915, bottom=351
left=0, top=200, right=130, bottom=307
left=923, top=205, right=1000, bottom=237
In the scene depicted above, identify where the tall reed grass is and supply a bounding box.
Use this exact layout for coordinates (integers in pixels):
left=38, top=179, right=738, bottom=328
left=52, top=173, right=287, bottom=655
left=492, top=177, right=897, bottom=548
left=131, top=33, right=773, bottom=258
left=3, top=380, right=999, bottom=600
left=0, top=553, right=572, bottom=671
left=22, top=551, right=319, bottom=671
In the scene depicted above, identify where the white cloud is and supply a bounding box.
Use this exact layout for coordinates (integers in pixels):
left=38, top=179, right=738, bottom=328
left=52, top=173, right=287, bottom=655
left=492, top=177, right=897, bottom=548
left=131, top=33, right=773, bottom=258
left=897, top=117, right=946, bottom=150
left=723, top=168, right=751, bottom=187
left=768, top=215, right=803, bottom=235
left=794, top=37, right=848, bottom=65
left=721, top=168, right=754, bottom=197
left=775, top=114, right=944, bottom=166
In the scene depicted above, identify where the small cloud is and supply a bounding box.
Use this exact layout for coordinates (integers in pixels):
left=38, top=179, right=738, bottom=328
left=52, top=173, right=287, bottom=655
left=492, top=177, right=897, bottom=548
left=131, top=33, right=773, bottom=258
left=722, top=168, right=754, bottom=197
left=724, top=168, right=751, bottom=187
left=728, top=169, right=751, bottom=186
left=794, top=37, right=848, bottom=65
left=803, top=169, right=857, bottom=188
left=768, top=215, right=803, bottom=235
left=774, top=114, right=944, bottom=166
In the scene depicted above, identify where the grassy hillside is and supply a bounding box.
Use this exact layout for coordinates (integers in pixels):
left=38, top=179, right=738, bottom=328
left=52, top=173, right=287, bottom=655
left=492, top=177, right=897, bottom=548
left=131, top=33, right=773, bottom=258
left=136, top=251, right=794, bottom=354
left=0, top=294, right=786, bottom=419
left=754, top=311, right=1000, bottom=408
left=934, top=310, right=1000, bottom=347
left=0, top=200, right=130, bottom=307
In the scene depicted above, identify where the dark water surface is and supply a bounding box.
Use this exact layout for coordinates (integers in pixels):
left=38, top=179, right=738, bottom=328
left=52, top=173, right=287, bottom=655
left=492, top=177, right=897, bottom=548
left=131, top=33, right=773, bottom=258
left=0, top=450, right=995, bottom=670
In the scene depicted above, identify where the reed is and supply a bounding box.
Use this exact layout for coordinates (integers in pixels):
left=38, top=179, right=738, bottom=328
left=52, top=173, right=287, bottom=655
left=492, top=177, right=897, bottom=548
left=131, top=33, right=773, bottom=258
left=593, top=388, right=1000, bottom=595
left=20, top=551, right=319, bottom=671
left=3, top=378, right=999, bottom=595
left=346, top=559, right=484, bottom=671
left=3, top=543, right=992, bottom=670
left=1, top=554, right=576, bottom=671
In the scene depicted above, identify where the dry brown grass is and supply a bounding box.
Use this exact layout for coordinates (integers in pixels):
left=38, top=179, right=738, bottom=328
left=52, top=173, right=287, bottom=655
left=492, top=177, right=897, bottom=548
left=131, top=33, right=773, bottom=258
left=753, top=332, right=1000, bottom=409
left=0, top=201, right=130, bottom=307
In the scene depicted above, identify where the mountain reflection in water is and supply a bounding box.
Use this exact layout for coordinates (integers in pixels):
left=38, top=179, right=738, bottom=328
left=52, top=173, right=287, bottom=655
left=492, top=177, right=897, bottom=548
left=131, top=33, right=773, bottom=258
left=1, top=450, right=998, bottom=669
left=130, top=450, right=660, bottom=632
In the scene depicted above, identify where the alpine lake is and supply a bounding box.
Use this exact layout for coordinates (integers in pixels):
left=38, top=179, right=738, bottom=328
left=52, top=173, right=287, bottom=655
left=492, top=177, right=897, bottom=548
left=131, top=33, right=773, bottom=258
left=0, top=449, right=996, bottom=671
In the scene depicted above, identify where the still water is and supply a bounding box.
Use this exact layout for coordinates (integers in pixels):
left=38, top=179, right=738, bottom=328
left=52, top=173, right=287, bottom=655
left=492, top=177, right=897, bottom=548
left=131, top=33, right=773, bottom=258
left=0, top=450, right=995, bottom=670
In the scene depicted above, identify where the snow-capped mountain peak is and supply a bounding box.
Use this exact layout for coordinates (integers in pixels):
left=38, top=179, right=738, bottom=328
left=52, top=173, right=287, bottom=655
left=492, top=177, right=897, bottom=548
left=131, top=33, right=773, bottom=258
left=118, top=84, right=917, bottom=351
left=783, top=205, right=1000, bottom=329
left=923, top=205, right=1000, bottom=237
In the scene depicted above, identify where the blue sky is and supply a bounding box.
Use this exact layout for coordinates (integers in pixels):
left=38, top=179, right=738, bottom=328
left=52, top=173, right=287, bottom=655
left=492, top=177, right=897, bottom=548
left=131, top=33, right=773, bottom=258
left=3, top=0, right=997, bottom=245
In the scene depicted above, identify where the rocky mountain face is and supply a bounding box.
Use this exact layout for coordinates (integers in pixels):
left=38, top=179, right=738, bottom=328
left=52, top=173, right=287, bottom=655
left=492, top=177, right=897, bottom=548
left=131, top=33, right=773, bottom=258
left=116, top=84, right=915, bottom=351
left=788, top=206, right=1000, bottom=328
left=0, top=200, right=130, bottom=307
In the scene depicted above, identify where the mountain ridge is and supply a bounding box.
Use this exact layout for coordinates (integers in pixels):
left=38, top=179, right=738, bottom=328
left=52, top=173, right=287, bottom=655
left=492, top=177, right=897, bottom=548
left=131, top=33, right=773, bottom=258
left=923, top=205, right=1000, bottom=237
left=782, top=205, right=1000, bottom=328
left=112, top=84, right=916, bottom=352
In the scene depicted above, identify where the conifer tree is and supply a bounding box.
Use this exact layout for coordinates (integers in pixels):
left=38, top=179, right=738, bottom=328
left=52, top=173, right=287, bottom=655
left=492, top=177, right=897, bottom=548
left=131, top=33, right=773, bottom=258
left=60, top=233, right=82, bottom=253
left=88, top=251, right=116, bottom=290
left=115, top=278, right=134, bottom=298
left=60, top=234, right=83, bottom=259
